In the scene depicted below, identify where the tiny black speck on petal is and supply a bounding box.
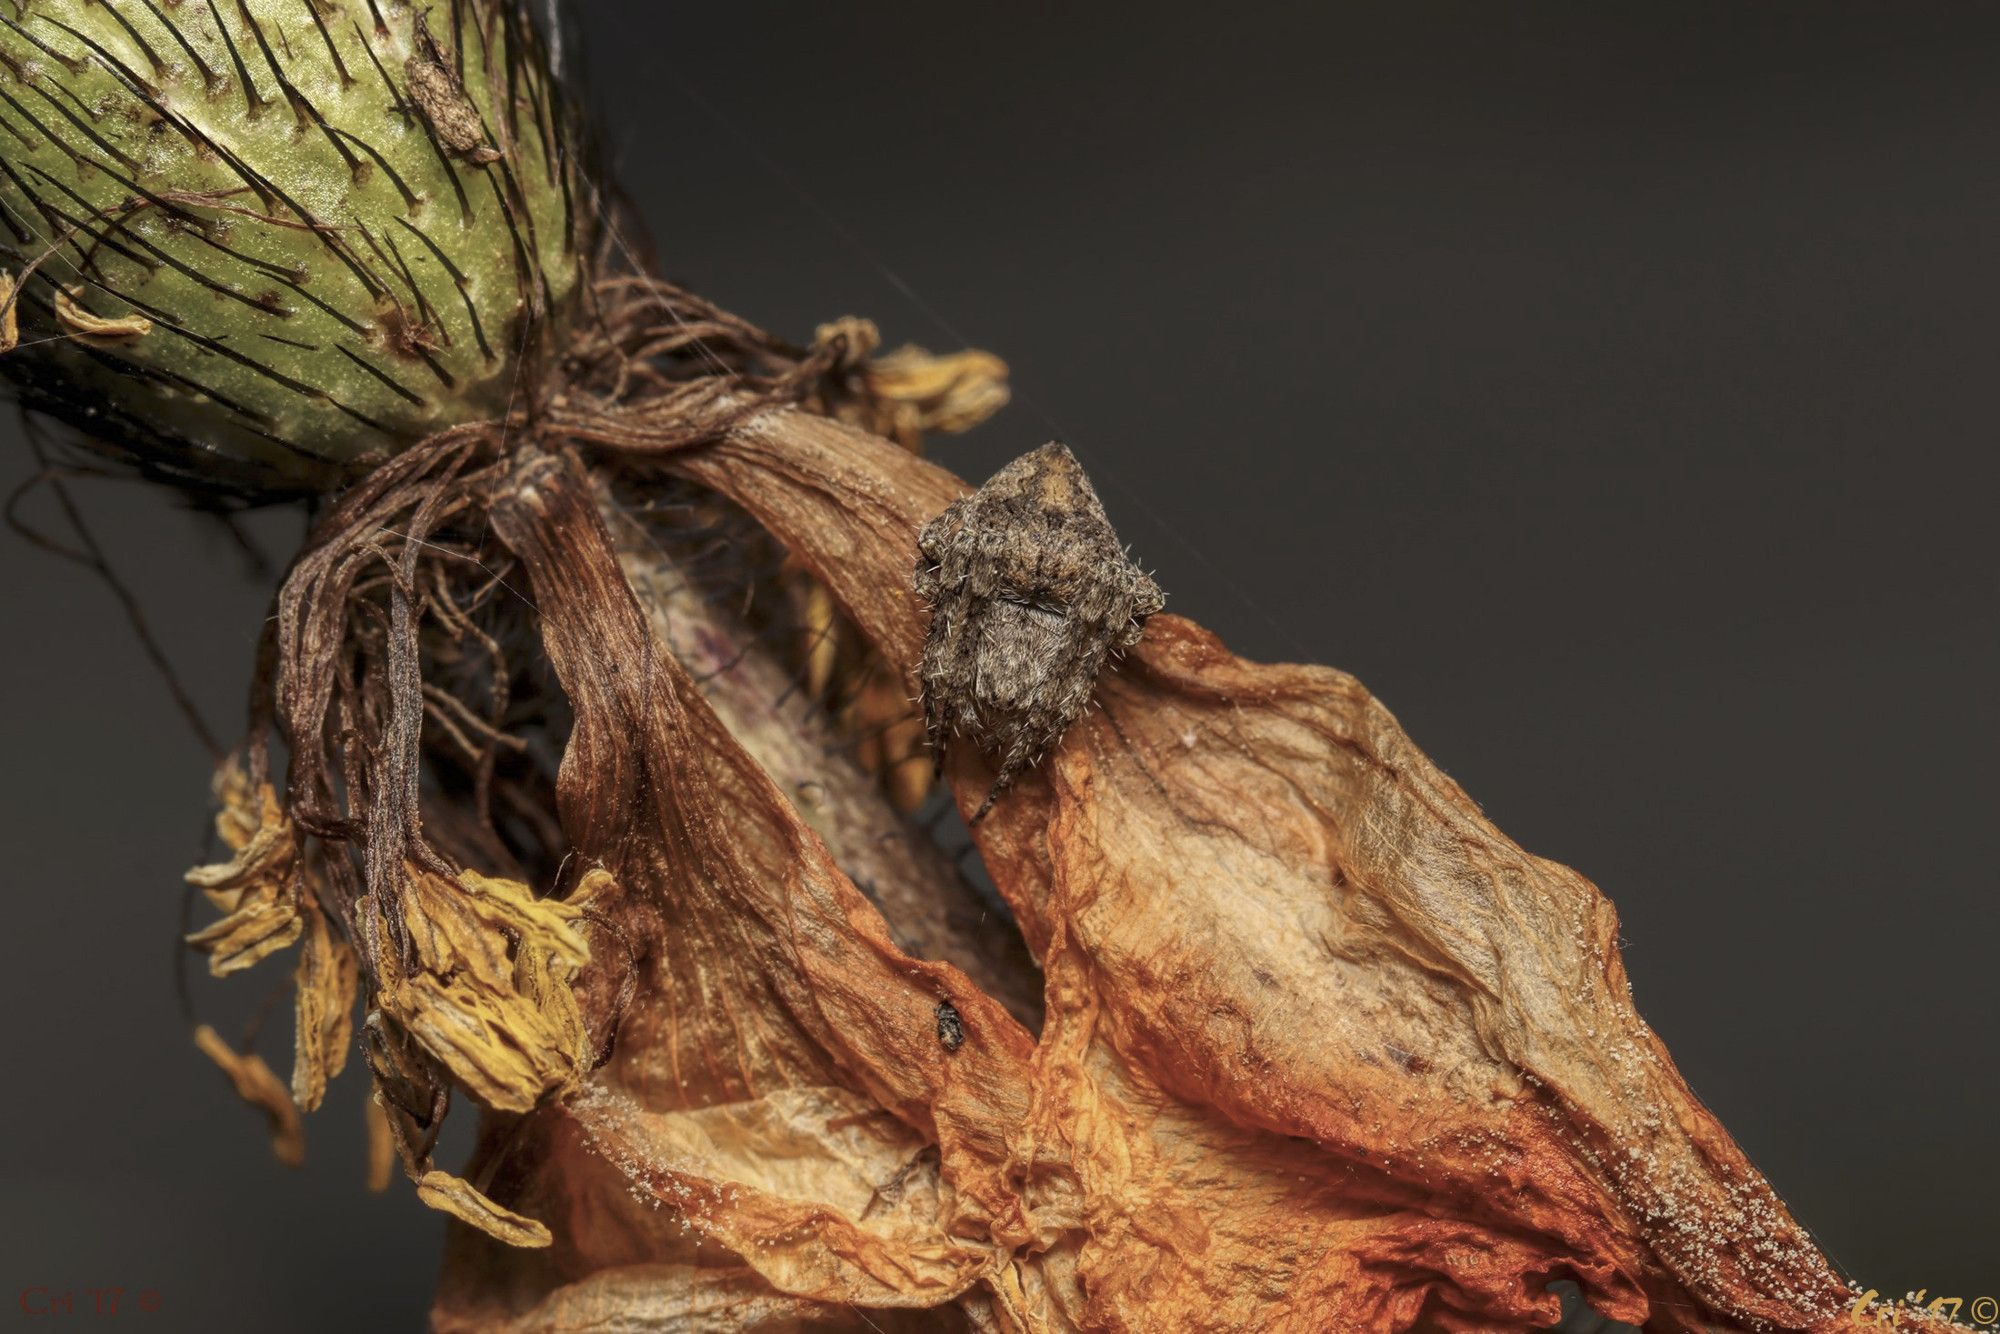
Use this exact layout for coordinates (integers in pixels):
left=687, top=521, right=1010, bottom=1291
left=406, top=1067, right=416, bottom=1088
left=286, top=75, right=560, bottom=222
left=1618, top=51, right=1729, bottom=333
left=935, top=999, right=965, bottom=1052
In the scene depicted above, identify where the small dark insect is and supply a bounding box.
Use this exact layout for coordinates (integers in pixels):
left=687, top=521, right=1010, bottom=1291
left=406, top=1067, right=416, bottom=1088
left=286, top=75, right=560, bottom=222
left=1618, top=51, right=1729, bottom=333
left=934, top=999, right=965, bottom=1052
left=914, top=442, right=1163, bottom=822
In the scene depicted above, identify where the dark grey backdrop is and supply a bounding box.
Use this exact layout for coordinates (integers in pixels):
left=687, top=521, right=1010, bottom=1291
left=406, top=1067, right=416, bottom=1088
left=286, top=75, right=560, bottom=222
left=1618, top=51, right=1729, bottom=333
left=3, top=3, right=1994, bottom=1329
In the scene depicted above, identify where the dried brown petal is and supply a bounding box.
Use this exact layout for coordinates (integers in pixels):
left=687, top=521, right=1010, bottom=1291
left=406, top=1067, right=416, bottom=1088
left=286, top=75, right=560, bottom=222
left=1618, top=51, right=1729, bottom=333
left=367, top=1080, right=435, bottom=1187
left=418, top=1169, right=552, bottom=1248
left=567, top=1083, right=989, bottom=1306
left=419, top=453, right=1042, bottom=1302
left=434, top=1262, right=883, bottom=1334
left=777, top=333, right=1009, bottom=814
left=607, top=506, right=1043, bottom=1027
left=192, top=1025, right=304, bottom=1168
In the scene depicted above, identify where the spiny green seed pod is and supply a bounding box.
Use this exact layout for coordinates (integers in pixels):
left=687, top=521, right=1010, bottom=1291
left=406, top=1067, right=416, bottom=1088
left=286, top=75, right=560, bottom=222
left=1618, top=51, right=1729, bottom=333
left=0, top=0, right=585, bottom=494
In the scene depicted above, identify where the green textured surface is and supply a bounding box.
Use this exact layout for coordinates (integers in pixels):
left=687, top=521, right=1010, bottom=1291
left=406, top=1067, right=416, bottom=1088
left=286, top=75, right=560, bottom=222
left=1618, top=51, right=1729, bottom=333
left=0, top=0, right=582, bottom=492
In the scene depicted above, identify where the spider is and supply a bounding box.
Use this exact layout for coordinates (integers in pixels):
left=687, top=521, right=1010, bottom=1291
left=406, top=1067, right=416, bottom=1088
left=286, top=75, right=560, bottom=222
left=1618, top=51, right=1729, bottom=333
left=913, top=442, right=1164, bottom=822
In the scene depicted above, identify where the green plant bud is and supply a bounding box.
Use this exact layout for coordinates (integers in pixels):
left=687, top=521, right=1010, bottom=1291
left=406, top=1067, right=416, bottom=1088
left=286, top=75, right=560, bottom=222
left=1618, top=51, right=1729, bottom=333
left=0, top=0, right=586, bottom=494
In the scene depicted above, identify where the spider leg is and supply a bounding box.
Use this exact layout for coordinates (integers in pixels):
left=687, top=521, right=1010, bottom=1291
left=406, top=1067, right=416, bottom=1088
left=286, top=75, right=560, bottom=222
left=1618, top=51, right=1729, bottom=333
left=969, top=758, right=1022, bottom=824
left=969, top=728, right=1038, bottom=825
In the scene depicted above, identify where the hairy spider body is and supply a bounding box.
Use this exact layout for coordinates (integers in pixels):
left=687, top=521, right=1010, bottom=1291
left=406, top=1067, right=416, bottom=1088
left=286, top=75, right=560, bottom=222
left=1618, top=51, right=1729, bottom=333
left=914, top=442, right=1164, bottom=821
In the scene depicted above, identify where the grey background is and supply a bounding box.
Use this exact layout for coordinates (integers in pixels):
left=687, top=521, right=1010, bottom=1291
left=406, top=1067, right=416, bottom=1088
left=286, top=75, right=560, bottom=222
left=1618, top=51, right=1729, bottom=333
left=3, top=2, right=1994, bottom=1328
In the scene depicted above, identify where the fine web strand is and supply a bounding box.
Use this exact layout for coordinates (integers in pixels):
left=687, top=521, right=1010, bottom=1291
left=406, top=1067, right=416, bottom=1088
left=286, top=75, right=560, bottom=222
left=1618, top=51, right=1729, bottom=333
left=648, top=56, right=1323, bottom=666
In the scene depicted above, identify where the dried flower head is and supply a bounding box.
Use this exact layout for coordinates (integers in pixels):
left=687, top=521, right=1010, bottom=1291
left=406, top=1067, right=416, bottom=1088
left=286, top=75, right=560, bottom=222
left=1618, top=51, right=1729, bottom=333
left=0, top=5, right=1914, bottom=1328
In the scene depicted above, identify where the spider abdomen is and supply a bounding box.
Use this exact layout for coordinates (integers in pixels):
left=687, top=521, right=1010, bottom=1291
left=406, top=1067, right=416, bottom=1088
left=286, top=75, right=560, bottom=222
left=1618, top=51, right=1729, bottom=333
left=913, top=442, right=1163, bottom=820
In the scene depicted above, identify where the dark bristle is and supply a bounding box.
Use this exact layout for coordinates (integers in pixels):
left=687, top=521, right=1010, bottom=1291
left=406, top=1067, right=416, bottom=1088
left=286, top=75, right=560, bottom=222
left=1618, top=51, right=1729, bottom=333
left=0, top=152, right=59, bottom=235
left=61, top=330, right=280, bottom=434
left=396, top=215, right=495, bottom=361
left=482, top=167, right=539, bottom=321
left=0, top=98, right=33, bottom=156
left=141, top=96, right=277, bottom=210
left=0, top=186, right=34, bottom=244
left=447, top=0, right=469, bottom=82
left=23, top=164, right=284, bottom=318
left=199, top=0, right=266, bottom=117
left=497, top=1, right=525, bottom=148
left=27, top=237, right=401, bottom=438
left=349, top=217, right=411, bottom=304
left=210, top=149, right=393, bottom=302
left=410, top=342, right=456, bottom=390
left=405, top=82, right=478, bottom=227
left=301, top=1, right=353, bottom=87
left=376, top=229, right=453, bottom=363
left=180, top=226, right=375, bottom=332
left=37, top=14, right=173, bottom=119
left=492, top=153, right=553, bottom=318
left=233, top=1, right=352, bottom=178
left=367, top=224, right=439, bottom=331
left=0, top=85, right=93, bottom=174
left=351, top=14, right=407, bottom=115
left=335, top=342, right=428, bottom=408
left=22, top=122, right=205, bottom=232
left=39, top=81, right=148, bottom=174
left=88, top=0, right=169, bottom=77
left=330, top=124, right=419, bottom=209
left=299, top=96, right=368, bottom=180
left=136, top=0, right=222, bottom=90
left=41, top=79, right=154, bottom=172
left=0, top=14, right=86, bottom=73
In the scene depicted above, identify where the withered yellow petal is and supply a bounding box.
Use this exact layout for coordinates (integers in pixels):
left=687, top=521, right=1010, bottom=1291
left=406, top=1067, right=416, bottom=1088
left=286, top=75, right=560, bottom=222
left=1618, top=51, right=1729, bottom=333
left=370, top=868, right=592, bottom=1113
left=192, top=1025, right=304, bottom=1168
left=417, top=1170, right=552, bottom=1249
left=0, top=272, right=17, bottom=354
left=364, top=1096, right=396, bottom=1195
left=54, top=285, right=152, bottom=339
left=862, top=344, right=1010, bottom=437
left=291, top=901, right=358, bottom=1112
left=185, top=771, right=307, bottom=977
